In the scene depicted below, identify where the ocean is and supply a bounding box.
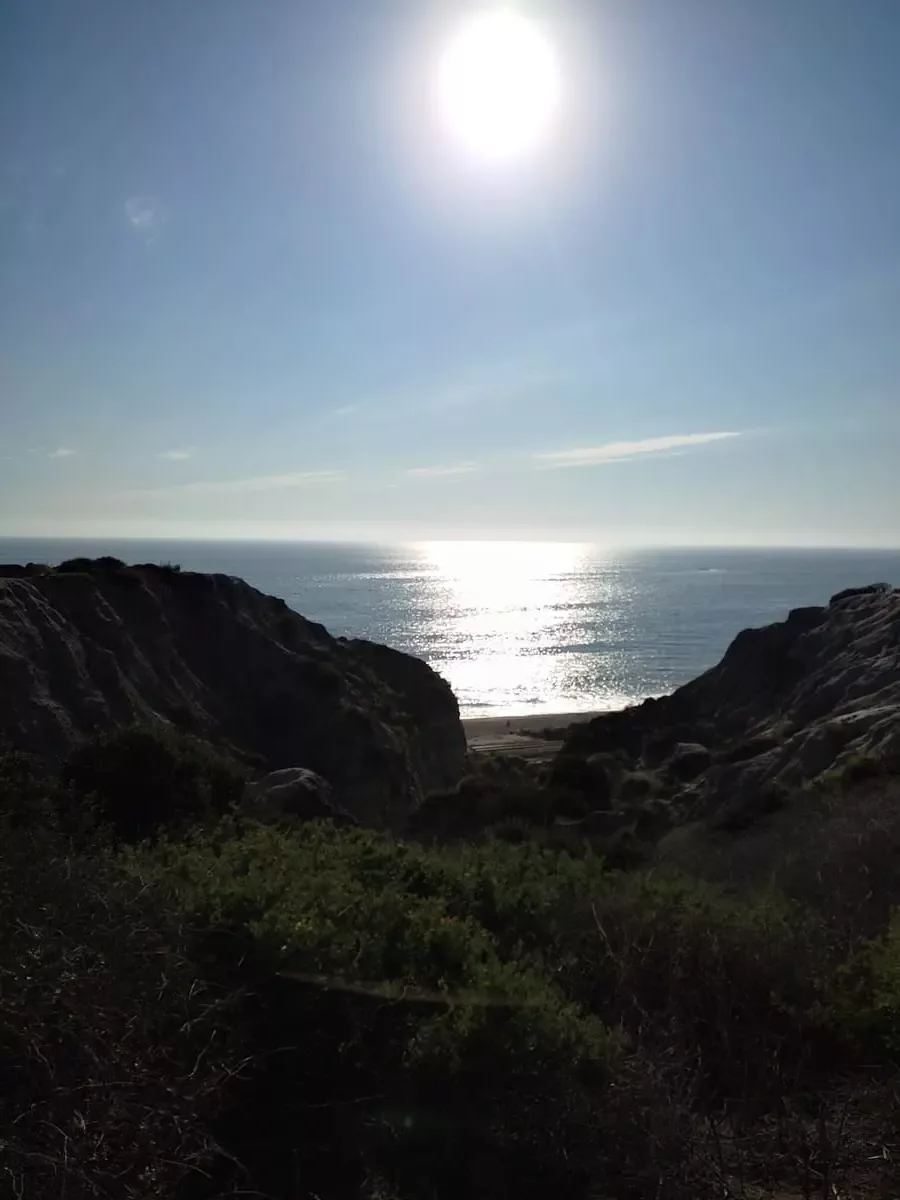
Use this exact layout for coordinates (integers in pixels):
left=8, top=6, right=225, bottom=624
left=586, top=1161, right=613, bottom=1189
left=2, top=539, right=899, bottom=719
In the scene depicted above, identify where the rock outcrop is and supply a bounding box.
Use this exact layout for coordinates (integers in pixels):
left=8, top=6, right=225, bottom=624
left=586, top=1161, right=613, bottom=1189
left=557, top=584, right=900, bottom=832
left=248, top=767, right=357, bottom=826
left=0, top=563, right=466, bottom=826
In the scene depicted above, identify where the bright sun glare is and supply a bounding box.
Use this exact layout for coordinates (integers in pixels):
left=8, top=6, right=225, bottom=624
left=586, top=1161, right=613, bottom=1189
left=434, top=9, right=562, bottom=163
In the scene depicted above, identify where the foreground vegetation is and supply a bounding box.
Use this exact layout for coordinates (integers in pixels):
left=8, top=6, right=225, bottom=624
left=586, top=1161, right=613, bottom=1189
left=2, top=728, right=900, bottom=1198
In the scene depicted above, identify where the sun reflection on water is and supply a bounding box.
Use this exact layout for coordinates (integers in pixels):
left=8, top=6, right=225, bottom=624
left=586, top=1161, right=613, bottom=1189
left=416, top=541, right=638, bottom=717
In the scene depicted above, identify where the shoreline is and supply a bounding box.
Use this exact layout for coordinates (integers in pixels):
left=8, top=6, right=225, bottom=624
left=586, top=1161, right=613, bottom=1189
left=462, top=710, right=597, bottom=757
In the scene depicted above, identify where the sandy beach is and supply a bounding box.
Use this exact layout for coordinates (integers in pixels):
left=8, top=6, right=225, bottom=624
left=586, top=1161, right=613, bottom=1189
left=462, top=711, right=597, bottom=757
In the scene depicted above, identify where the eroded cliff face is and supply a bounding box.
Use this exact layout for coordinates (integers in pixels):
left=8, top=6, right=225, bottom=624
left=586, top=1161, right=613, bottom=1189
left=557, top=584, right=900, bottom=831
left=0, top=565, right=467, bottom=826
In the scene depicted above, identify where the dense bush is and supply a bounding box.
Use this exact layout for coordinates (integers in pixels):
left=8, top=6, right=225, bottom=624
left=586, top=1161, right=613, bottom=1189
left=123, top=823, right=634, bottom=1197
left=819, top=911, right=900, bottom=1061
left=56, top=555, right=126, bottom=573
left=121, top=817, right=900, bottom=1197
left=62, top=724, right=248, bottom=840
left=411, top=764, right=555, bottom=840
left=125, top=823, right=615, bottom=1068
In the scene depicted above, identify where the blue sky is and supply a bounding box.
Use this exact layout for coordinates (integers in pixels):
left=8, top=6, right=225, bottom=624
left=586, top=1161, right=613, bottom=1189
left=2, top=0, right=899, bottom=545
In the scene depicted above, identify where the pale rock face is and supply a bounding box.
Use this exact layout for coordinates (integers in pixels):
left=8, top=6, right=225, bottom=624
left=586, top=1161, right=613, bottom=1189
left=558, top=584, right=900, bottom=828
left=0, top=564, right=467, bottom=828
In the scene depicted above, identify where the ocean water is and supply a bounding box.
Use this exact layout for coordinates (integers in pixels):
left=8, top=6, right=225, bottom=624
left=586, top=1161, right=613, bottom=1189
left=2, top=539, right=899, bottom=719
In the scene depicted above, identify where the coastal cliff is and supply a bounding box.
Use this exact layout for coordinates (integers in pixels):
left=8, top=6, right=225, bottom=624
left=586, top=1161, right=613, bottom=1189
left=0, top=562, right=466, bottom=825
left=555, top=583, right=900, bottom=832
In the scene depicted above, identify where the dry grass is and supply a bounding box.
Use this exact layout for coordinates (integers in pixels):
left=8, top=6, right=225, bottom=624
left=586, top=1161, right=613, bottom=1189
left=0, top=825, right=246, bottom=1198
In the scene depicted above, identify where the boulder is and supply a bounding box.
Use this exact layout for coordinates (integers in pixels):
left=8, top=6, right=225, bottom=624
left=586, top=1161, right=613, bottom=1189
left=667, top=743, right=711, bottom=782
left=618, top=771, right=658, bottom=803
left=249, top=767, right=356, bottom=825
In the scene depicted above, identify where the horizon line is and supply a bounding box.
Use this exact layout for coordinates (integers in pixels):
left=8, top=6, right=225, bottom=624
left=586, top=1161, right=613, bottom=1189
left=1, top=533, right=898, bottom=553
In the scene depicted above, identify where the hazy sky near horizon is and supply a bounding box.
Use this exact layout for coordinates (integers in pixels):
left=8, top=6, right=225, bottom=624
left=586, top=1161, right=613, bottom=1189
left=2, top=0, right=899, bottom=546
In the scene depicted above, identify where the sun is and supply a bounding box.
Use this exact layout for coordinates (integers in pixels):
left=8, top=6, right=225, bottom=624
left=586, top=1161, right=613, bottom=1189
left=434, top=9, right=562, bottom=164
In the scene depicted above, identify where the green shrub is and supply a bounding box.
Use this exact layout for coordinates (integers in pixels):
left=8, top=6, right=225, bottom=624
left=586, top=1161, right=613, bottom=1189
left=412, top=773, right=555, bottom=841
left=125, top=821, right=869, bottom=1196
left=822, top=911, right=900, bottom=1059
left=123, top=822, right=613, bottom=1064
left=133, top=819, right=839, bottom=1106
left=56, top=555, right=126, bottom=574
left=122, top=822, right=624, bottom=1197
left=62, top=724, right=247, bottom=840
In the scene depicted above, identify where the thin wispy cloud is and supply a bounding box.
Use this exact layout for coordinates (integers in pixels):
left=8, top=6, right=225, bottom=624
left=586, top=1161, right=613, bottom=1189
left=125, top=194, right=164, bottom=243
left=534, top=431, right=742, bottom=469
left=49, top=447, right=77, bottom=459
left=159, top=448, right=193, bottom=461
left=122, top=470, right=344, bottom=498
left=406, top=462, right=477, bottom=479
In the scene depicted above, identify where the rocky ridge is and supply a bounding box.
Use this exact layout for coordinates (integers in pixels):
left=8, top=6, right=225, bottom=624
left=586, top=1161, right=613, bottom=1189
left=0, top=562, right=466, bottom=826
left=554, top=583, right=900, bottom=834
